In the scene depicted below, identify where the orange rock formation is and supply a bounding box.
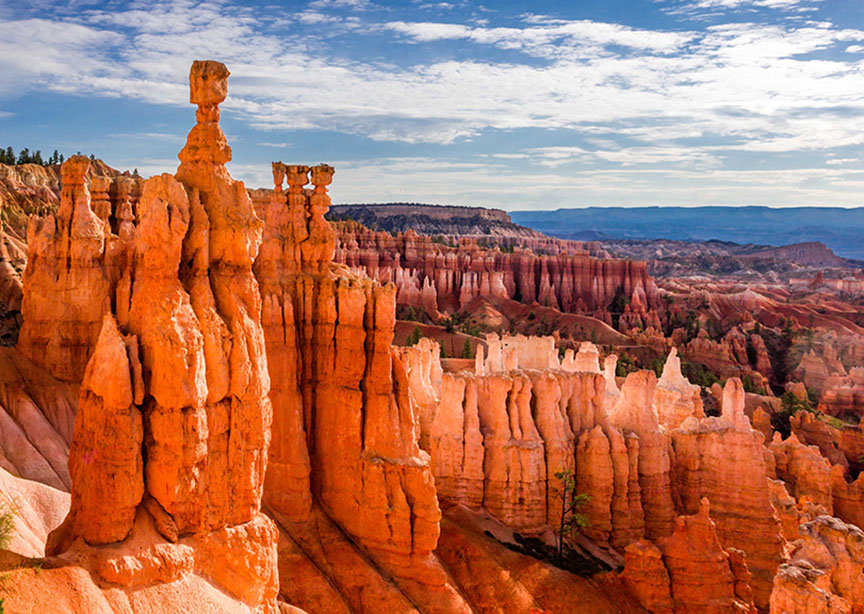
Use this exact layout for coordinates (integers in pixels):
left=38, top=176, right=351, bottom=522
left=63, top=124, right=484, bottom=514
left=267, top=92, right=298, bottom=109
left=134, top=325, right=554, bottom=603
left=332, top=223, right=660, bottom=319
left=10, top=60, right=279, bottom=614
left=8, top=57, right=864, bottom=614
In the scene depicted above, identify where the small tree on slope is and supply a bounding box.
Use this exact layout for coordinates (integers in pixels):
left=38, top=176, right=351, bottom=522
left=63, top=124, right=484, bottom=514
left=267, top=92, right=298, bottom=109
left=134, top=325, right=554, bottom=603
left=554, top=470, right=590, bottom=563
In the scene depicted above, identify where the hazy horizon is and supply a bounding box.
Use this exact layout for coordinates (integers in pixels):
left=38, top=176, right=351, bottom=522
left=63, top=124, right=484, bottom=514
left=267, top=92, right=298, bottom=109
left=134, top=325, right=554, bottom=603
left=335, top=202, right=864, bottom=211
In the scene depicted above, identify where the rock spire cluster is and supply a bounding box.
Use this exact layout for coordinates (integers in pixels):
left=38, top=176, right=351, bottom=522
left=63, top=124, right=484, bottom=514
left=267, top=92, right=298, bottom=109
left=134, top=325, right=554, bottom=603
left=20, top=60, right=280, bottom=613
left=6, top=58, right=864, bottom=614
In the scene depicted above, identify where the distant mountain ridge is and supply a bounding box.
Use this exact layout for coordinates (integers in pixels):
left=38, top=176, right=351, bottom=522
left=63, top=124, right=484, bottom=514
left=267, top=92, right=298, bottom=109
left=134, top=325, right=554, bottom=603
left=328, top=202, right=542, bottom=237
left=510, top=206, right=864, bottom=260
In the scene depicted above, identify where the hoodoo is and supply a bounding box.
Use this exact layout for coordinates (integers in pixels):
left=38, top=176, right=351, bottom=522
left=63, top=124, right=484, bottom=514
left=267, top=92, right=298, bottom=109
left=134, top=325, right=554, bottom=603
left=4, top=57, right=864, bottom=614
left=11, top=60, right=280, bottom=614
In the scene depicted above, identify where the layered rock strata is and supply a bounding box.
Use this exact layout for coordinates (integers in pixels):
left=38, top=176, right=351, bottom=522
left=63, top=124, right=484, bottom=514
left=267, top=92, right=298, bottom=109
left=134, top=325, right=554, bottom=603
left=671, top=379, right=783, bottom=608
left=255, top=162, right=471, bottom=612
left=411, top=343, right=703, bottom=550
left=20, top=61, right=279, bottom=613
left=406, top=340, right=787, bottom=610
left=331, top=223, right=660, bottom=318
left=15, top=160, right=142, bottom=381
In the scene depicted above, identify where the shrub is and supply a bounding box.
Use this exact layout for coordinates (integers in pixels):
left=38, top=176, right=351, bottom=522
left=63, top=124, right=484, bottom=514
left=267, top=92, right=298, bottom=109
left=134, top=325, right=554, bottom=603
left=771, top=390, right=818, bottom=438
left=0, top=501, right=15, bottom=550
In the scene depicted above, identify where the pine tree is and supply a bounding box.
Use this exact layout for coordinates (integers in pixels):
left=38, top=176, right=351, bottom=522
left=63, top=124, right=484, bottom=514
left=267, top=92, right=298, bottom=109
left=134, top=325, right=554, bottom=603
left=460, top=338, right=473, bottom=359
left=33, top=150, right=44, bottom=165
left=59, top=154, right=64, bottom=163
left=51, top=150, right=60, bottom=165
left=406, top=325, right=422, bottom=347
left=439, top=340, right=448, bottom=359
left=17, top=148, right=30, bottom=164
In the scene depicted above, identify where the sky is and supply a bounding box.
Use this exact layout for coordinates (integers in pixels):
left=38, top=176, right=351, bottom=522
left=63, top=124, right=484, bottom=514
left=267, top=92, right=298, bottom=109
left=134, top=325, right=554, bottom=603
left=1, top=0, right=864, bottom=209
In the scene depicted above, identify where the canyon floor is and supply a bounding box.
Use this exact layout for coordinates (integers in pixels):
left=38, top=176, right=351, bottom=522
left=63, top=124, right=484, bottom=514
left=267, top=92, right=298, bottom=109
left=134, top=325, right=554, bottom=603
left=1, top=61, right=864, bottom=614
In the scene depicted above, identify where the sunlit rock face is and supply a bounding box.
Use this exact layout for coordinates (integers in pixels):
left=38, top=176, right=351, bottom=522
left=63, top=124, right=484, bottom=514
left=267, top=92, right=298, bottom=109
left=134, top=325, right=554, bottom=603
left=770, top=516, right=864, bottom=614
left=671, top=379, right=783, bottom=609
left=255, top=166, right=471, bottom=611
left=404, top=338, right=803, bottom=611
left=17, top=154, right=113, bottom=383
left=654, top=348, right=704, bottom=429
left=622, top=499, right=757, bottom=614
left=8, top=51, right=864, bottom=614
left=14, top=60, right=281, bottom=614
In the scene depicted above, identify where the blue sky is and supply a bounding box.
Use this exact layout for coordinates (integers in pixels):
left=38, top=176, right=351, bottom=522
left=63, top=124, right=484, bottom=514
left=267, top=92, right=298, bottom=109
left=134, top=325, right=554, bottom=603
left=1, top=0, right=864, bottom=209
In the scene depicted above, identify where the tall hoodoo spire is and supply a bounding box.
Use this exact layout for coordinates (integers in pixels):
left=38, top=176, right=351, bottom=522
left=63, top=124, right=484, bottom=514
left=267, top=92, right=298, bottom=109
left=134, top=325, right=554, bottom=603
left=41, top=60, right=278, bottom=614
left=178, top=60, right=232, bottom=168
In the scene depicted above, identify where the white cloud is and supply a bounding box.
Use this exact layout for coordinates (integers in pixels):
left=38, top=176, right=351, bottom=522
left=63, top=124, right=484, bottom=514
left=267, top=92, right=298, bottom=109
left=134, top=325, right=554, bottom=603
left=2, top=3, right=862, bottom=153
left=308, top=0, right=373, bottom=10
left=693, top=0, right=811, bottom=8
left=263, top=156, right=864, bottom=208
left=490, top=144, right=719, bottom=168
left=3, top=0, right=864, bottom=207
left=0, top=18, right=125, bottom=94
left=297, top=11, right=341, bottom=24
left=826, top=158, right=860, bottom=166
left=662, top=0, right=822, bottom=16
left=383, top=18, right=693, bottom=56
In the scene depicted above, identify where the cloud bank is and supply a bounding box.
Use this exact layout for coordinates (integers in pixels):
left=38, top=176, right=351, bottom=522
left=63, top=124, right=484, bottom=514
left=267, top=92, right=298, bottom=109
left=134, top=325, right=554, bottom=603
left=0, top=0, right=861, bottom=207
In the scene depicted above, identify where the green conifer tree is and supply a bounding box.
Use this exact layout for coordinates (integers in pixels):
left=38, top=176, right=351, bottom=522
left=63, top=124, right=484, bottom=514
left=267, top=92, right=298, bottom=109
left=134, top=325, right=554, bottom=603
left=460, top=338, right=473, bottom=359
left=406, top=325, right=422, bottom=347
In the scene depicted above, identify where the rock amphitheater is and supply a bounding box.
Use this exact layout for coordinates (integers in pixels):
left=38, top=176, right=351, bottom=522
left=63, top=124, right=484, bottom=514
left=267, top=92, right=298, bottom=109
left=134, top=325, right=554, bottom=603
left=1, top=61, right=863, bottom=614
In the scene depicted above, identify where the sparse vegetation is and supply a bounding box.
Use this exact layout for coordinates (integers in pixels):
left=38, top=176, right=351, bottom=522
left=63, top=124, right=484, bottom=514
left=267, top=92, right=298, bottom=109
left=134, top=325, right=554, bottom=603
left=439, top=312, right=484, bottom=337
left=609, top=286, right=629, bottom=329
left=741, top=374, right=763, bottom=395
left=0, top=147, right=66, bottom=166
left=680, top=360, right=720, bottom=388
left=406, top=325, right=422, bottom=347
left=535, top=315, right=554, bottom=337
left=0, top=500, right=15, bottom=550
left=553, top=470, right=591, bottom=564
left=649, top=357, right=665, bottom=378
left=771, top=390, right=818, bottom=438
left=824, top=415, right=847, bottom=430
left=431, top=235, right=456, bottom=248
left=616, top=354, right=637, bottom=377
